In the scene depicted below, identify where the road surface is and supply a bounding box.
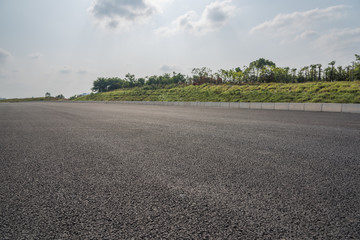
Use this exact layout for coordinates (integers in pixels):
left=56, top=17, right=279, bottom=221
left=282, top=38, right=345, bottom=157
left=1, top=102, right=359, bottom=239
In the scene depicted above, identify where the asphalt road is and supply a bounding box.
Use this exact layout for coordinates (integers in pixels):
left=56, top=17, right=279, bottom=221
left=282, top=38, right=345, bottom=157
left=1, top=102, right=359, bottom=239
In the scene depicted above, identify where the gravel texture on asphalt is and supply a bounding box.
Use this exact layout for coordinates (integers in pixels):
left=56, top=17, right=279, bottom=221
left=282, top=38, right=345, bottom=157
left=0, top=102, right=359, bottom=239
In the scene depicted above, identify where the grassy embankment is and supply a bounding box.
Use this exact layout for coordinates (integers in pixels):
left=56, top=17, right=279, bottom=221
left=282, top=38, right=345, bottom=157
left=0, top=97, right=64, bottom=103
left=76, top=81, right=360, bottom=103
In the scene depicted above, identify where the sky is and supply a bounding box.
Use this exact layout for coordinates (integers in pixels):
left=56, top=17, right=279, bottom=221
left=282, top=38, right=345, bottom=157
left=0, top=0, right=359, bottom=98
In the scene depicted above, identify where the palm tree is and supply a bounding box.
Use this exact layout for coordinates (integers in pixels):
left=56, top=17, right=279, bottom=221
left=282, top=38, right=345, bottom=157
left=291, top=68, right=297, bottom=82
left=345, top=65, right=351, bottom=81
left=317, top=64, right=322, bottom=81
left=302, top=66, right=309, bottom=81
left=337, top=66, right=343, bottom=81
left=328, top=61, right=336, bottom=81
left=324, top=67, right=332, bottom=81
left=310, top=64, right=317, bottom=81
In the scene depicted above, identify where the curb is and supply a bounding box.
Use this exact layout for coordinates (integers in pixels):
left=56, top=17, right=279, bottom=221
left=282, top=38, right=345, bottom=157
left=72, top=101, right=360, bottom=114
left=11, top=100, right=360, bottom=114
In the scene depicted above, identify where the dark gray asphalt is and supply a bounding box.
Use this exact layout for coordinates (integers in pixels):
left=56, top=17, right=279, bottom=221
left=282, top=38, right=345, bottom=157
left=0, top=102, right=359, bottom=239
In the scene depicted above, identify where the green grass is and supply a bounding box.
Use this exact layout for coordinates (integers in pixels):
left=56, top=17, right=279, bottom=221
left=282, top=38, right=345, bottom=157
left=0, top=97, right=64, bottom=103
left=75, top=81, right=360, bottom=103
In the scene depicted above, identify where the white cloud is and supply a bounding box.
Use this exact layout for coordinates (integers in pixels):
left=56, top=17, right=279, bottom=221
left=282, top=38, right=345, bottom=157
left=160, top=64, right=181, bottom=72
left=313, top=28, right=360, bottom=54
left=59, top=67, right=71, bottom=74
left=250, top=5, right=347, bottom=38
left=76, top=70, right=88, bottom=75
left=29, top=52, right=42, bottom=60
left=59, top=68, right=89, bottom=75
left=0, top=48, right=11, bottom=64
left=88, top=0, right=163, bottom=30
left=295, top=30, right=318, bottom=41
left=249, top=5, right=359, bottom=58
left=157, top=0, right=236, bottom=36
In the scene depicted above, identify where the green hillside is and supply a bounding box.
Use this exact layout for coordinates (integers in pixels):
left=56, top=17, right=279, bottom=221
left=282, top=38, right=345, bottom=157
left=75, top=81, right=360, bottom=103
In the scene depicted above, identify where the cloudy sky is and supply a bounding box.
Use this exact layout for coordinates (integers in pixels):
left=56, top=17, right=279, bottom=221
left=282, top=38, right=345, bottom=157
left=0, top=0, right=359, bottom=98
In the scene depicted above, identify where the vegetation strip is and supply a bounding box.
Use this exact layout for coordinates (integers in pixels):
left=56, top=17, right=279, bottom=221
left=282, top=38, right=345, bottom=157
left=74, top=81, right=360, bottom=104
left=88, top=56, right=360, bottom=94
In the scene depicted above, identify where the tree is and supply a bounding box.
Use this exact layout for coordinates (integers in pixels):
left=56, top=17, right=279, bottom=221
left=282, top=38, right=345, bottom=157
left=328, top=61, right=336, bottom=81
left=137, top=78, right=145, bottom=86
left=172, top=72, right=186, bottom=84
left=56, top=94, right=65, bottom=99
left=291, top=68, right=297, bottom=82
left=355, top=54, right=360, bottom=62
left=249, top=58, right=276, bottom=82
left=355, top=54, right=360, bottom=80
left=45, top=92, right=51, bottom=97
left=231, top=71, right=243, bottom=84
left=345, top=65, right=351, bottom=81
left=337, top=66, right=345, bottom=81
left=283, top=67, right=291, bottom=82
left=125, top=73, right=136, bottom=87
left=324, top=67, right=331, bottom=81
left=310, top=64, right=317, bottom=81
left=191, top=67, right=214, bottom=85
left=218, top=69, right=232, bottom=83
left=259, top=66, right=275, bottom=83
left=317, top=64, right=322, bottom=81
left=300, top=66, right=309, bottom=82
left=241, top=66, right=252, bottom=83
left=355, top=64, right=360, bottom=80
left=192, top=67, right=212, bottom=78
left=92, top=77, right=107, bottom=92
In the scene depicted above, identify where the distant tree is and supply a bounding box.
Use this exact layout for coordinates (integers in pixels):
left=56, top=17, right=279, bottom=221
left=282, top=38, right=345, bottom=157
left=146, top=75, right=159, bottom=85
left=171, top=72, right=186, bottom=84
left=56, top=94, right=65, bottom=99
left=92, top=77, right=107, bottom=92
left=259, top=66, right=275, bottom=83
left=69, top=95, right=78, bottom=100
left=329, top=61, right=336, bottom=81
left=283, top=67, right=291, bottom=82
left=355, top=54, right=360, bottom=80
left=192, top=67, right=212, bottom=78
left=45, top=92, right=51, bottom=97
left=317, top=64, right=322, bottom=81
left=291, top=68, right=297, bottom=82
left=355, top=54, right=360, bottom=62
left=125, top=73, right=136, bottom=87
left=250, top=58, right=276, bottom=69
left=310, top=64, right=317, bottom=81
left=231, top=70, right=243, bottom=84
left=235, top=67, right=242, bottom=73
left=137, top=77, right=145, bottom=86
left=355, top=65, right=360, bottom=81
left=324, top=67, right=331, bottom=81
left=191, top=67, right=214, bottom=85
left=337, top=66, right=345, bottom=81
left=300, top=66, right=309, bottom=82
left=345, top=65, right=351, bottom=81
left=218, top=69, right=232, bottom=83
left=249, top=58, right=276, bottom=82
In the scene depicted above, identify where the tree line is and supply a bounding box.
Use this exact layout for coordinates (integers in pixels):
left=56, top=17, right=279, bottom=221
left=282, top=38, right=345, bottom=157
left=92, top=55, right=360, bottom=92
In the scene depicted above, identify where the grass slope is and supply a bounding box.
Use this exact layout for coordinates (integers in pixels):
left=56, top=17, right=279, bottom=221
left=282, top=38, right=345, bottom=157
left=0, top=97, right=64, bottom=103
left=76, top=81, right=360, bottom=103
